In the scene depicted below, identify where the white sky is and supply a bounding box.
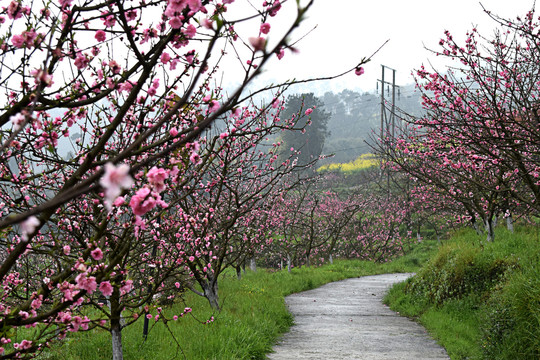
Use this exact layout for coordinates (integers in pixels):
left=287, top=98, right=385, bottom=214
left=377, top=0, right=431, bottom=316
left=232, top=0, right=535, bottom=96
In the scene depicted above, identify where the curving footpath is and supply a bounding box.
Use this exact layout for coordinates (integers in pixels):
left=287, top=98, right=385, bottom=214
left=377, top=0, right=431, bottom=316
left=268, top=273, right=449, bottom=360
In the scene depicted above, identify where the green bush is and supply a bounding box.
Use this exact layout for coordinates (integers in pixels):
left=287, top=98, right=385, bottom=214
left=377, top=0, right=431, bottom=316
left=480, top=265, right=540, bottom=359
left=405, top=242, right=517, bottom=305
left=387, top=226, right=540, bottom=360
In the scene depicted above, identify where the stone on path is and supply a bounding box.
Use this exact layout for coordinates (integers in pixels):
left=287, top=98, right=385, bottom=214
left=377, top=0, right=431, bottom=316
left=268, top=273, right=449, bottom=360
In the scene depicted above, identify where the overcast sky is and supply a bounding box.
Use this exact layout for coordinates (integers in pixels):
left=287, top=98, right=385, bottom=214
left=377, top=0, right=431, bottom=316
left=235, top=0, right=535, bottom=96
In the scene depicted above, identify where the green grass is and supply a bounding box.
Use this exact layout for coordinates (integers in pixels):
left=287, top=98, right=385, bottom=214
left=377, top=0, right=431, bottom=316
left=39, top=239, right=437, bottom=360
left=384, top=225, right=540, bottom=360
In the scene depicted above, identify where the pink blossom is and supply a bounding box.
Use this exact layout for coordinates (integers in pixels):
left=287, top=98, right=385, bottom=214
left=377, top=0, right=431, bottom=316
left=183, top=24, right=197, bottom=38
left=305, top=108, right=313, bottom=116
left=120, top=81, right=134, bottom=92
left=130, top=187, right=157, bottom=215
left=120, top=280, right=133, bottom=295
left=63, top=245, right=71, bottom=255
left=190, top=152, right=202, bottom=165
left=147, top=167, right=169, bottom=193
left=169, top=16, right=183, bottom=29
left=74, top=54, right=89, bottom=70
left=165, top=0, right=188, bottom=16
left=20, top=216, right=40, bottom=242
left=11, top=34, right=25, bottom=48
left=113, top=196, right=125, bottom=206
left=7, top=1, right=27, bottom=20
left=100, top=163, right=134, bottom=211
left=276, top=47, right=285, bottom=60
left=260, top=23, right=271, bottom=34
left=95, top=30, right=106, bottom=41
left=31, top=296, right=42, bottom=310
left=249, top=37, right=266, bottom=52
left=208, top=100, right=220, bottom=113
left=161, top=52, right=171, bottom=64
left=187, top=0, right=202, bottom=11
left=91, top=247, right=103, bottom=261
left=13, top=340, right=32, bottom=350
left=59, top=0, right=73, bottom=8
left=126, top=9, right=137, bottom=21
left=170, top=127, right=178, bottom=137
left=109, top=60, right=121, bottom=74
left=223, top=0, right=234, bottom=3
left=268, top=0, right=281, bottom=16
left=18, top=30, right=38, bottom=48
left=232, top=107, right=242, bottom=117
left=30, top=68, right=53, bottom=87
left=202, top=18, right=213, bottom=29
left=75, top=274, right=97, bottom=294
left=102, top=14, right=116, bottom=28
left=99, top=281, right=114, bottom=296
left=10, top=113, right=25, bottom=131
left=355, top=66, right=365, bottom=76
left=219, top=132, right=228, bottom=139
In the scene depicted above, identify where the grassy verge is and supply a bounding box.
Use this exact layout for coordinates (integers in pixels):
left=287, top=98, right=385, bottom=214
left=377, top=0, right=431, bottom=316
left=384, top=226, right=540, bottom=360
left=40, top=239, right=437, bottom=360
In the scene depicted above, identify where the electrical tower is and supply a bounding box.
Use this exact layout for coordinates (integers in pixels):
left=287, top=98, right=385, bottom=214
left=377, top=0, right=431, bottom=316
left=377, top=65, right=401, bottom=141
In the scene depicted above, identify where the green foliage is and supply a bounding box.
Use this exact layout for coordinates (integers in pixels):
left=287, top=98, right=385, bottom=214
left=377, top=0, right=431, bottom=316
left=406, top=241, right=517, bottom=305
left=480, top=263, right=540, bottom=359
left=42, top=241, right=436, bottom=360
left=279, top=93, right=331, bottom=169
left=385, top=226, right=540, bottom=360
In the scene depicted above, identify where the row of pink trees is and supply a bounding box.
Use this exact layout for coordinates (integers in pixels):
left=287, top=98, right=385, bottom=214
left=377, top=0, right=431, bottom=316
left=261, top=172, right=410, bottom=270
left=0, top=0, right=369, bottom=358
left=376, top=6, right=540, bottom=241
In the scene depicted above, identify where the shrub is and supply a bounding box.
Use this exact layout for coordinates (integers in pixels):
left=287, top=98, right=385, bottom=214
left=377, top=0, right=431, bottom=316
left=480, top=266, right=540, bottom=359
left=405, top=242, right=517, bottom=305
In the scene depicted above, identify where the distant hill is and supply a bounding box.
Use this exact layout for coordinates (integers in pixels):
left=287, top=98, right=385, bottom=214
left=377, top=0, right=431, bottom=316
left=319, top=85, right=424, bottom=164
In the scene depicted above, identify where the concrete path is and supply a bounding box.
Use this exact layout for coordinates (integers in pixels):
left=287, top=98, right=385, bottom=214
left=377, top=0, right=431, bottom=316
left=268, top=273, right=449, bottom=360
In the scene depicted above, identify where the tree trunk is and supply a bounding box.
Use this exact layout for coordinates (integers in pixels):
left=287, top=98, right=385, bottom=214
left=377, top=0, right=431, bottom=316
left=202, top=281, right=220, bottom=311
left=249, top=257, right=257, bottom=272
left=287, top=254, right=292, bottom=273
left=111, top=324, right=123, bottom=360
left=236, top=265, right=242, bottom=280
left=110, top=290, right=124, bottom=360
left=506, top=214, right=514, bottom=233
left=485, top=218, right=495, bottom=242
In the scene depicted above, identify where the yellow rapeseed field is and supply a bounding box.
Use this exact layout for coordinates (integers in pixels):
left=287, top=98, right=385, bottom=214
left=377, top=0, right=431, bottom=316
left=318, top=154, right=379, bottom=174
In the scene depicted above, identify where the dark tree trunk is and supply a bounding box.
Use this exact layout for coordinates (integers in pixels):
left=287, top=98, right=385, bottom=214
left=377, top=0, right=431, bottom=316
left=236, top=265, right=242, bottom=280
